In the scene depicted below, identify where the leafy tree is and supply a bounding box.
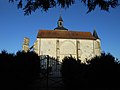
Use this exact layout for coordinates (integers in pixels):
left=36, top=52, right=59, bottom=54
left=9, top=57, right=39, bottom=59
left=87, top=53, right=120, bottom=88
left=0, top=50, right=40, bottom=90
left=61, top=53, right=120, bottom=89
left=9, top=0, right=119, bottom=15
left=0, top=51, right=15, bottom=89
left=15, top=51, right=40, bottom=89
left=61, top=56, right=86, bottom=89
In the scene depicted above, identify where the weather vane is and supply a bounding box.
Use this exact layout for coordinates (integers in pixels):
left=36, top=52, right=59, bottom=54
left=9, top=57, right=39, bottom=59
left=59, top=8, right=62, bottom=16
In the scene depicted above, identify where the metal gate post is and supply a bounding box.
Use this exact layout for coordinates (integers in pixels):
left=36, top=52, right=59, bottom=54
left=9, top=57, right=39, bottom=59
left=47, top=55, right=49, bottom=90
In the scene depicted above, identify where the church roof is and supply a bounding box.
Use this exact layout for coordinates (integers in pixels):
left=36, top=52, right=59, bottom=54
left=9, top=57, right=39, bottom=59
left=37, top=30, right=96, bottom=40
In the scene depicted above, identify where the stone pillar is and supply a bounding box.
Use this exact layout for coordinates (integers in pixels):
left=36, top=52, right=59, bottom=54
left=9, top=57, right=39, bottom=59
left=22, top=37, right=30, bottom=52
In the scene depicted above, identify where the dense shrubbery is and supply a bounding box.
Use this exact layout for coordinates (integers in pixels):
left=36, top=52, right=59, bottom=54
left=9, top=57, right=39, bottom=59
left=0, top=51, right=40, bottom=90
left=61, top=53, right=120, bottom=89
left=1, top=50, right=120, bottom=89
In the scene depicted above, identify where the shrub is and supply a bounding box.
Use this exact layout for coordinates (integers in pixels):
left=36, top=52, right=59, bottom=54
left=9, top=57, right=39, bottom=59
left=0, top=51, right=40, bottom=90
left=61, top=53, right=120, bottom=89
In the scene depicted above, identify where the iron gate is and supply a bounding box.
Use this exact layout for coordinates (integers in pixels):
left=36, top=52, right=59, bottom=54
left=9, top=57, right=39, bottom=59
left=39, top=55, right=64, bottom=90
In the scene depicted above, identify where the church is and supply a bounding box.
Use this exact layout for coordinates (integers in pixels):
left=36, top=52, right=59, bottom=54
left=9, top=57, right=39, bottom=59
left=22, top=16, right=101, bottom=62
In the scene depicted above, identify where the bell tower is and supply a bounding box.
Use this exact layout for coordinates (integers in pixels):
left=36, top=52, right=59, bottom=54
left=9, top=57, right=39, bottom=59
left=54, top=16, right=68, bottom=30
left=58, top=16, right=63, bottom=28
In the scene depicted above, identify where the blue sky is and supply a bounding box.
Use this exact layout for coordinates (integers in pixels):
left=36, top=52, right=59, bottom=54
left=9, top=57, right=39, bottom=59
left=0, top=0, right=120, bottom=59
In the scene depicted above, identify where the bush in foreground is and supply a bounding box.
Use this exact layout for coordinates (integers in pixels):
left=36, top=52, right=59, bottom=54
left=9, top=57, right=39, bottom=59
left=61, top=53, right=120, bottom=89
left=0, top=51, right=40, bottom=90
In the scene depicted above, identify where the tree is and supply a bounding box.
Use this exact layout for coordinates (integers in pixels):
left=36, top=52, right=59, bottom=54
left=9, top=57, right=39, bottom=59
left=9, top=0, right=119, bottom=15
left=61, top=56, right=86, bottom=89
left=0, top=50, right=40, bottom=89
left=61, top=53, right=120, bottom=89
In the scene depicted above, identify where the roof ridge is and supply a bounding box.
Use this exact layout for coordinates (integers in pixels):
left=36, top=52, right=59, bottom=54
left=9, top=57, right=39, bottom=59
left=39, top=29, right=91, bottom=33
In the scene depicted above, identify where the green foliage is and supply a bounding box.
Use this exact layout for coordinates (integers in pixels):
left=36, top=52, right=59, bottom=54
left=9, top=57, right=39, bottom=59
left=61, top=56, right=86, bottom=89
left=61, top=56, right=79, bottom=81
left=61, top=53, right=120, bottom=89
left=0, top=50, right=40, bottom=90
left=82, top=0, right=119, bottom=13
left=9, top=0, right=119, bottom=15
left=88, top=53, right=120, bottom=87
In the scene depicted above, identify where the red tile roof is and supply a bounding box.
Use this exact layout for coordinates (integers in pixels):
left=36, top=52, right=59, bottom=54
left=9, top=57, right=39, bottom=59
left=37, top=30, right=96, bottom=40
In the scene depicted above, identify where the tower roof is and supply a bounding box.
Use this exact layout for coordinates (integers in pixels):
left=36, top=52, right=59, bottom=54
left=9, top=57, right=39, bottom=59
left=93, top=29, right=99, bottom=39
left=58, top=15, right=63, bottom=21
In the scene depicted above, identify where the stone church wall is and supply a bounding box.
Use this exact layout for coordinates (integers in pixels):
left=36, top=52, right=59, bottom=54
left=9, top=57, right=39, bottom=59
left=36, top=38, right=101, bottom=62
left=39, top=38, right=56, bottom=57
left=78, top=40, right=94, bottom=62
